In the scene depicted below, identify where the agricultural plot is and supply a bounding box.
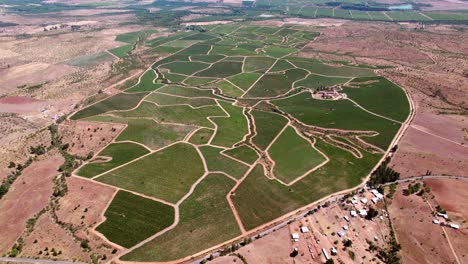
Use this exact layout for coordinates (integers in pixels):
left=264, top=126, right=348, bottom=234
left=77, top=142, right=149, bottom=178
left=268, top=126, right=327, bottom=184
left=121, top=174, right=240, bottom=261
left=109, top=44, right=133, bottom=58
left=71, top=24, right=410, bottom=262
left=126, top=70, right=161, bottom=93
left=96, top=191, right=174, bottom=248
left=71, top=92, right=148, bottom=120
left=96, top=143, right=204, bottom=203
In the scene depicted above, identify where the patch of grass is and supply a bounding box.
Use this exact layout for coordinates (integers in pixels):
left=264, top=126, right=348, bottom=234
left=200, top=146, right=248, bottom=179
left=269, top=126, right=326, bottom=183
left=97, top=143, right=204, bottom=203
left=295, top=73, right=350, bottom=89
left=245, top=68, right=307, bottom=98
left=96, top=190, right=174, bottom=248
left=227, top=73, right=262, bottom=91
left=273, top=92, right=401, bottom=149
left=146, top=93, right=216, bottom=107
left=211, top=101, right=248, bottom=147
left=243, top=56, right=276, bottom=72
left=77, top=142, right=149, bottom=178
left=161, top=61, right=210, bottom=75
left=196, top=61, right=243, bottom=78
left=343, top=76, right=410, bottom=122
left=223, top=145, right=258, bottom=164
left=387, top=11, right=430, bottom=21
left=121, top=173, right=240, bottom=261
left=109, top=44, right=133, bottom=58
left=189, top=128, right=214, bottom=145
left=71, top=92, right=148, bottom=120
left=252, top=110, right=288, bottom=150
left=115, top=102, right=224, bottom=128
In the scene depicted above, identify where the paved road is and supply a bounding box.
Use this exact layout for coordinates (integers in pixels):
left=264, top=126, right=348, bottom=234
left=0, top=257, right=83, bottom=264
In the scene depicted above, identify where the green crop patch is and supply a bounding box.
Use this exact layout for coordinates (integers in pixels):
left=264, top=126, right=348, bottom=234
left=109, top=44, right=133, bottom=58
left=184, top=77, right=217, bottom=86
left=160, top=61, right=210, bottom=75
left=273, top=92, right=401, bottom=149
left=116, top=29, right=157, bottom=44
left=70, top=24, right=411, bottom=261
left=245, top=68, right=308, bottom=98
left=196, top=61, right=243, bottom=78
left=71, top=92, right=148, bottom=120
left=264, top=47, right=298, bottom=58
left=343, top=76, right=410, bottom=122
left=210, top=80, right=244, bottom=98
left=269, top=126, right=327, bottom=184
left=210, top=45, right=256, bottom=56
left=115, top=101, right=224, bottom=128
left=121, top=174, right=240, bottom=261
left=153, top=45, right=183, bottom=54
left=244, top=56, right=276, bottom=72
left=163, top=72, right=187, bottom=83
left=179, top=44, right=212, bottom=55
left=223, top=145, right=258, bottom=164
left=97, top=143, right=204, bottom=203
left=252, top=110, right=288, bottom=150
left=190, top=54, right=225, bottom=63
left=146, top=93, right=216, bottom=107
left=210, top=101, right=248, bottom=147
left=189, top=128, right=214, bottom=145
left=181, top=33, right=216, bottom=41
left=227, top=73, right=262, bottom=91
left=295, top=74, right=350, bottom=89
left=270, top=59, right=295, bottom=72
left=157, top=85, right=219, bottom=99
left=96, top=190, right=174, bottom=248
left=200, top=146, right=248, bottom=179
left=77, top=142, right=150, bottom=178
left=232, top=165, right=303, bottom=230
left=126, top=70, right=163, bottom=93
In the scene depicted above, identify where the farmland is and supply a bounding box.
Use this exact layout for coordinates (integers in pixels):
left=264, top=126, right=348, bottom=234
left=69, top=24, right=410, bottom=262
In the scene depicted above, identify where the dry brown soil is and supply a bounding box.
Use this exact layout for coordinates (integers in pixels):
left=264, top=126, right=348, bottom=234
left=388, top=181, right=457, bottom=264
left=0, top=153, right=64, bottom=253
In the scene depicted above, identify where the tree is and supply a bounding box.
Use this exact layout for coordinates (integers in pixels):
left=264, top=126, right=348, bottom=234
left=325, top=259, right=334, bottom=264
left=343, top=239, right=352, bottom=247
left=365, top=207, right=379, bottom=220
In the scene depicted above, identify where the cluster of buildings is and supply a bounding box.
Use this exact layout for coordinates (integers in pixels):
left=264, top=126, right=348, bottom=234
left=433, top=212, right=460, bottom=229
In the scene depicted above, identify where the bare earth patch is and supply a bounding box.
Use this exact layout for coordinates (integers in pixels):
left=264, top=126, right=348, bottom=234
left=0, top=153, right=64, bottom=253
left=388, top=182, right=457, bottom=264
left=58, top=121, right=125, bottom=157
left=425, top=178, right=468, bottom=263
